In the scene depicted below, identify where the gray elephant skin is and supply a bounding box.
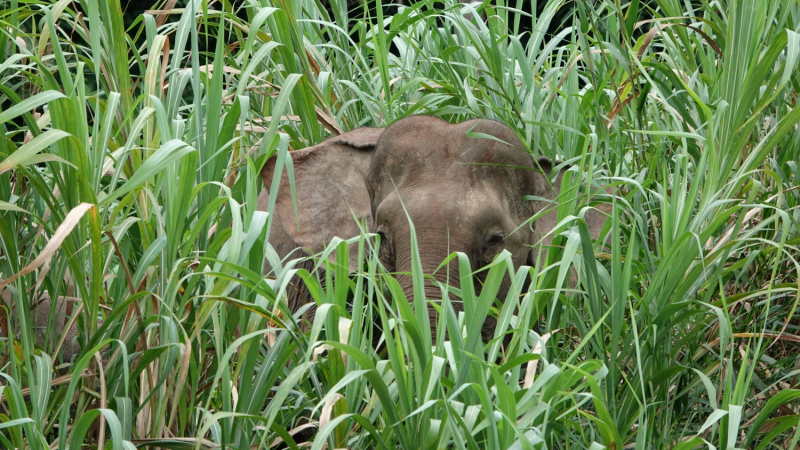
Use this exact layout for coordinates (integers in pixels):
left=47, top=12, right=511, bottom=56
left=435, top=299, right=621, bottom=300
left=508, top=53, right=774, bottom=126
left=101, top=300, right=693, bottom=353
left=259, top=116, right=609, bottom=341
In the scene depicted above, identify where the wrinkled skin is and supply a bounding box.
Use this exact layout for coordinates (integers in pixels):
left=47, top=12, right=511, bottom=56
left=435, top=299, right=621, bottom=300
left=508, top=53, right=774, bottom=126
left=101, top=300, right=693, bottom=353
left=260, top=116, right=609, bottom=340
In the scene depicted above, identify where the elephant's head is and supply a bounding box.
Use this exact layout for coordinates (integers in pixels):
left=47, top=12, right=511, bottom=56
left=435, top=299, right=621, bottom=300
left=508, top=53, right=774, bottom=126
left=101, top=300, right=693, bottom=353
left=260, top=116, right=609, bottom=339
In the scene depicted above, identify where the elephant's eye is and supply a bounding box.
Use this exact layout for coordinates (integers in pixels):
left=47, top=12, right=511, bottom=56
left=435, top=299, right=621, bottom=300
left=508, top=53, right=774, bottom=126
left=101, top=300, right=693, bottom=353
left=376, top=228, right=395, bottom=271
left=486, top=234, right=504, bottom=248
left=376, top=227, right=392, bottom=252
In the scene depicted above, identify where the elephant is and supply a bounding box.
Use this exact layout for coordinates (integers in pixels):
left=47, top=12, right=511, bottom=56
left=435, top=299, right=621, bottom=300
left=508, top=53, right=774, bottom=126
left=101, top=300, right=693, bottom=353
left=259, top=116, right=610, bottom=341
left=1, top=279, right=82, bottom=361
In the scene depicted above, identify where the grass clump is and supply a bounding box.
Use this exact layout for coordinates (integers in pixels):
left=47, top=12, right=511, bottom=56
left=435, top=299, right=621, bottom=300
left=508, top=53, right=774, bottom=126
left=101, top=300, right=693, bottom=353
left=1, top=0, right=799, bottom=448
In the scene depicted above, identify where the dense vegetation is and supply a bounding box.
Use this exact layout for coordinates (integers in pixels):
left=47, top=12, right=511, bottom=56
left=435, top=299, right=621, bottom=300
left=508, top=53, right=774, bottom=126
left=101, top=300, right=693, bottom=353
left=1, top=0, right=799, bottom=448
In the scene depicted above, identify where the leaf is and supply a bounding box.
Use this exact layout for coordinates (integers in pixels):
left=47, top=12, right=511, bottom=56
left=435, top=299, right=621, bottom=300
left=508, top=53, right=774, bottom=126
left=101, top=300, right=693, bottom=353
left=0, top=200, right=27, bottom=213
left=744, top=390, right=800, bottom=447
left=0, top=90, right=65, bottom=124
left=0, top=129, right=71, bottom=174
left=99, top=139, right=195, bottom=206
left=0, top=202, right=95, bottom=290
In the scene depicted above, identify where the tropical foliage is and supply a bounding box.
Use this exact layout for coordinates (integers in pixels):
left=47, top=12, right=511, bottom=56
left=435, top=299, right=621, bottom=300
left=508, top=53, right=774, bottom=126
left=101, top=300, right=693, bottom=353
left=1, top=0, right=799, bottom=448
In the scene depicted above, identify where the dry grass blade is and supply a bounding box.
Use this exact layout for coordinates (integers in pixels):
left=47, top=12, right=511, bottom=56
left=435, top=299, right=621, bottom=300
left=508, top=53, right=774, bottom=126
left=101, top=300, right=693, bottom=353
left=156, top=0, right=178, bottom=27
left=706, top=185, right=800, bottom=253
left=0, top=369, right=93, bottom=401
left=635, top=20, right=724, bottom=60
left=524, top=330, right=558, bottom=389
left=268, top=423, right=318, bottom=448
left=0, top=203, right=95, bottom=290
left=548, top=49, right=604, bottom=105
left=319, top=392, right=345, bottom=446
left=199, top=64, right=343, bottom=134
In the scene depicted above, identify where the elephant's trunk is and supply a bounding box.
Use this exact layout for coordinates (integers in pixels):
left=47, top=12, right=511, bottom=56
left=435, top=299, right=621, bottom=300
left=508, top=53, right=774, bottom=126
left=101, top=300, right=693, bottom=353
left=394, top=235, right=464, bottom=296
left=392, top=236, right=469, bottom=338
left=390, top=230, right=508, bottom=343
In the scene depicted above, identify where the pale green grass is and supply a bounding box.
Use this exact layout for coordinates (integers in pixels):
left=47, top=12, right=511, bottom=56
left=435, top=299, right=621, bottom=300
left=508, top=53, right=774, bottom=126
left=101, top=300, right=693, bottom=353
left=1, top=0, right=799, bottom=449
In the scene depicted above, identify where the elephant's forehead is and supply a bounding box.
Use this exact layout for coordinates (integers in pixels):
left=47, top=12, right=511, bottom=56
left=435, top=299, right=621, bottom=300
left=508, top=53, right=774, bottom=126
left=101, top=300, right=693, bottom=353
left=392, top=154, right=532, bottom=197
left=379, top=182, right=511, bottom=225
left=369, top=117, right=536, bottom=220
left=399, top=181, right=502, bottom=203
left=370, top=152, right=532, bottom=217
left=389, top=137, right=526, bottom=166
left=375, top=118, right=530, bottom=169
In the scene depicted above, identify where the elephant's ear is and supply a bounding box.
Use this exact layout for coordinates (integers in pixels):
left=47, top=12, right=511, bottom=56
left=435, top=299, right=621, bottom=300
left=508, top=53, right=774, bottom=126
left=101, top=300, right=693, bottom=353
left=530, top=156, right=610, bottom=266
left=260, top=127, right=383, bottom=269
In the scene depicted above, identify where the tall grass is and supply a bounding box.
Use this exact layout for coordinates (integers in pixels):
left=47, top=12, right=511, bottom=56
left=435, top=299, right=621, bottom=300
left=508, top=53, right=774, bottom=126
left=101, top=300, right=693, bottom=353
left=1, top=0, right=799, bottom=448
